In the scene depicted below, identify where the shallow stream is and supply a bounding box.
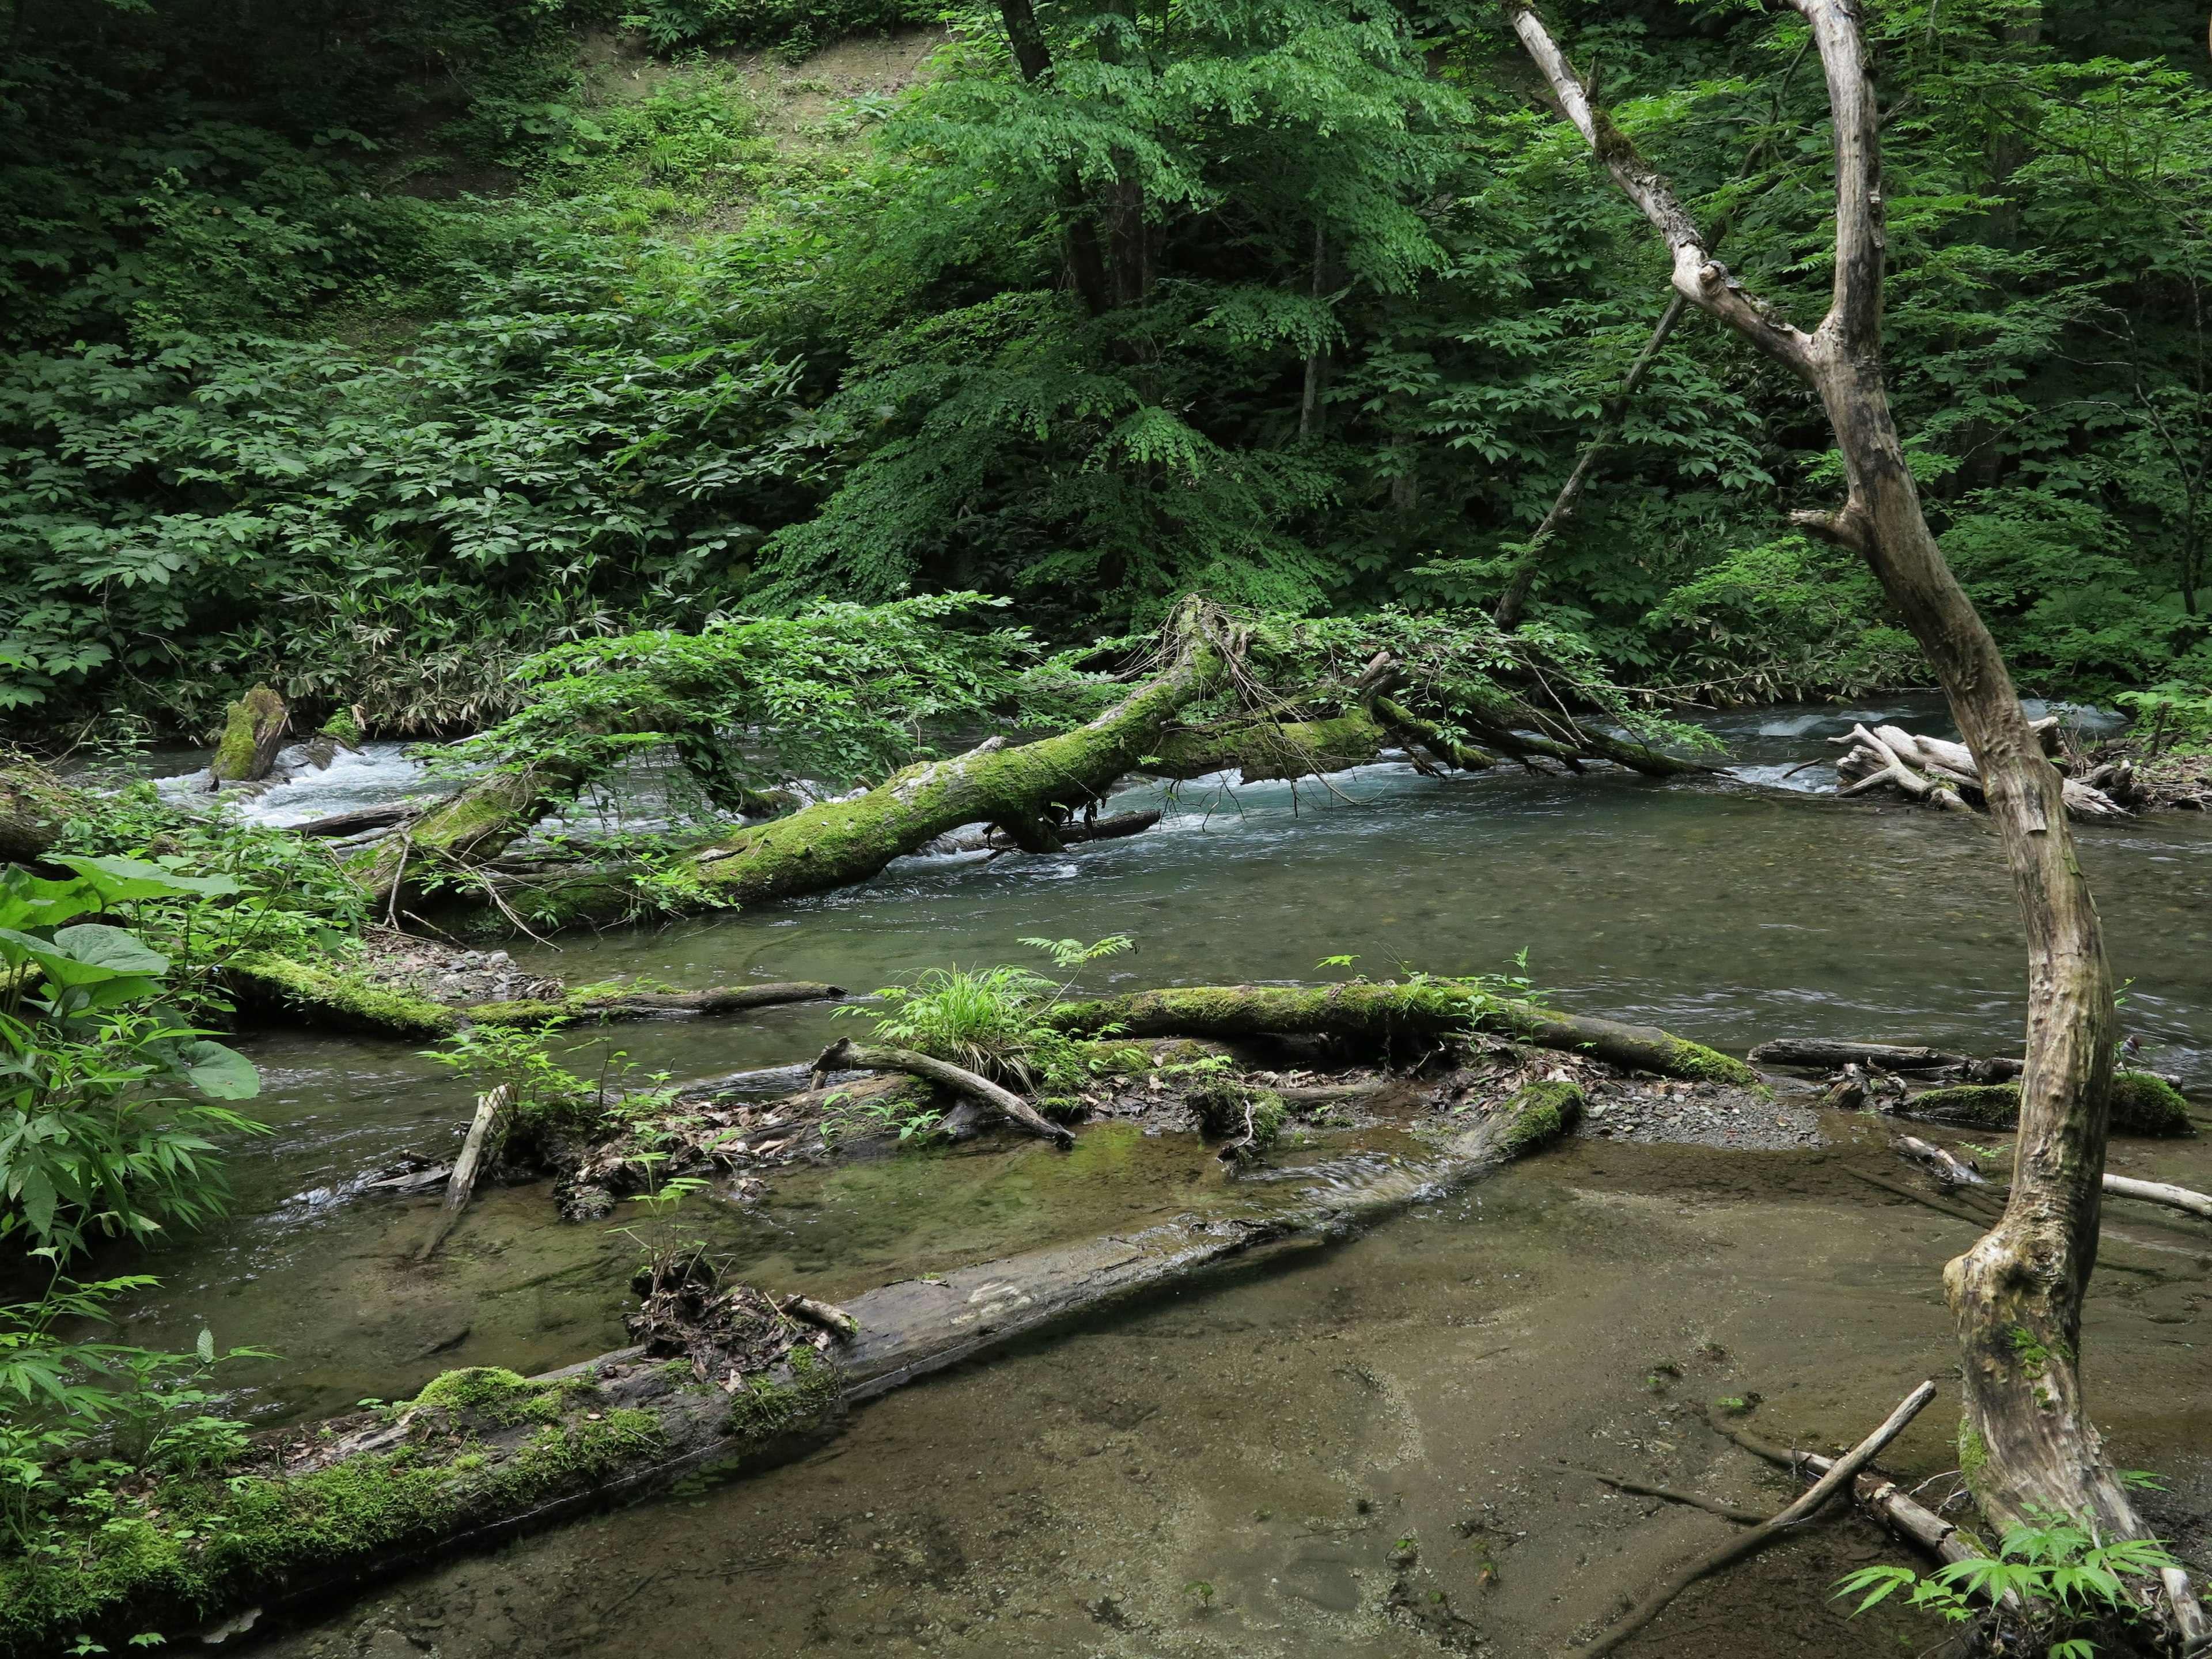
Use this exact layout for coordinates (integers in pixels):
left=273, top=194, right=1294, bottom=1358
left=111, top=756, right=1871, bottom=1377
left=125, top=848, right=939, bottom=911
left=99, top=702, right=2212, bottom=1655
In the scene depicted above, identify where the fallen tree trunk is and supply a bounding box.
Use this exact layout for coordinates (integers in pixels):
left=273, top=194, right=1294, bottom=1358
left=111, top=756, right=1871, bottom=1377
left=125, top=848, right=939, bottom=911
left=1749, top=1037, right=1969, bottom=1070
left=0, top=762, right=89, bottom=862
left=2, top=1071, right=1574, bottom=1656
left=1045, top=982, right=1758, bottom=1085
left=228, top=953, right=842, bottom=1040
left=478, top=603, right=1237, bottom=930
left=811, top=1036, right=1074, bottom=1145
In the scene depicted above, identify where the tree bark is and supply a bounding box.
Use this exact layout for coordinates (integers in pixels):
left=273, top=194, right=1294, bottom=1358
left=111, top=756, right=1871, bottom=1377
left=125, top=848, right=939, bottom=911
left=210, top=684, right=289, bottom=783
left=1509, top=5, right=2202, bottom=1631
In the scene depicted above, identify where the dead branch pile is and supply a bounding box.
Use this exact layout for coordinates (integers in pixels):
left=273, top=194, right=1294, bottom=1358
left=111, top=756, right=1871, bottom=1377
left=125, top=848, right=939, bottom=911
left=1829, top=719, right=2128, bottom=820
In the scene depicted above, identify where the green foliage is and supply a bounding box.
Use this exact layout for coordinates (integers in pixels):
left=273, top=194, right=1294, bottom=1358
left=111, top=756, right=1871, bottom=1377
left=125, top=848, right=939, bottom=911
left=835, top=935, right=1134, bottom=1100
left=0, top=862, right=267, bottom=1259
left=1835, top=1505, right=2182, bottom=1657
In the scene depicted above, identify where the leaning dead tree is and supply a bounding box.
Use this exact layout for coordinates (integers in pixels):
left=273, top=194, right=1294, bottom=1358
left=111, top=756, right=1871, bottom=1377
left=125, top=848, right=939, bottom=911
left=1509, top=0, right=2206, bottom=1637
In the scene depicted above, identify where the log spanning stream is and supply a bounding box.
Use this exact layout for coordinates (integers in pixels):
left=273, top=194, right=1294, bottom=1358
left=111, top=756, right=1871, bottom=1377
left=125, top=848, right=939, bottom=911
left=100, top=699, right=2212, bottom=1657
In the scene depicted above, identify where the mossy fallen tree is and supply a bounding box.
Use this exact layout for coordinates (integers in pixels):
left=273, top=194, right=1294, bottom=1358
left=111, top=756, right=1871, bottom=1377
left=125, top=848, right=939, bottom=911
left=227, top=952, right=842, bottom=1040
left=1045, top=981, right=1758, bottom=1086
left=0, top=1078, right=1574, bottom=1656
left=0, top=758, right=88, bottom=862
left=1908, top=1072, right=2194, bottom=1137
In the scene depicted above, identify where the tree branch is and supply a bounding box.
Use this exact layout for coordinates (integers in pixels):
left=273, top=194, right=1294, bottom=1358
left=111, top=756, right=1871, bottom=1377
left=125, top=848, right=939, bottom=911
left=1505, top=3, right=1816, bottom=381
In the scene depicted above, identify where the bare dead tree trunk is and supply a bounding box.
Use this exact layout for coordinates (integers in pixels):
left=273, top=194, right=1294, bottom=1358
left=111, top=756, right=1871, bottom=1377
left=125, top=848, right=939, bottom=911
left=1492, top=293, right=1688, bottom=628
left=1509, top=3, right=2206, bottom=1639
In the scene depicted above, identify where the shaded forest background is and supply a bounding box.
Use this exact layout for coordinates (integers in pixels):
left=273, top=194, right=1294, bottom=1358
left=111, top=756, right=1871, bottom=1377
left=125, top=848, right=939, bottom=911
left=5, top=0, right=2212, bottom=740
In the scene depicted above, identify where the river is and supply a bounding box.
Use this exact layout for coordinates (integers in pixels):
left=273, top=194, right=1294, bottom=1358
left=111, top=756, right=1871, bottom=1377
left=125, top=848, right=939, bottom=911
left=102, top=699, right=2212, bottom=1657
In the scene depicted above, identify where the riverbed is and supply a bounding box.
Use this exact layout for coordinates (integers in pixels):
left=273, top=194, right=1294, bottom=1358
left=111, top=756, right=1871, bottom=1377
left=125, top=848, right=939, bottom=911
left=101, top=701, right=2212, bottom=1656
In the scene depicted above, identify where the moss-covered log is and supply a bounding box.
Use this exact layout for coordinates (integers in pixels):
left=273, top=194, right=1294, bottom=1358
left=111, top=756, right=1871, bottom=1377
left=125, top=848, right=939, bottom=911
left=1046, top=981, right=1758, bottom=1085
left=227, top=953, right=842, bottom=1040
left=483, top=608, right=1235, bottom=931
left=354, top=755, right=593, bottom=909
left=1908, top=1072, right=2194, bottom=1137
left=1, top=1071, right=1575, bottom=1655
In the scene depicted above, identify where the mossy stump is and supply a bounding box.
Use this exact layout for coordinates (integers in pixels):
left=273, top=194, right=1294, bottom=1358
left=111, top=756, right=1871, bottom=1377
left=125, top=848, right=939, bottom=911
left=211, top=684, right=290, bottom=782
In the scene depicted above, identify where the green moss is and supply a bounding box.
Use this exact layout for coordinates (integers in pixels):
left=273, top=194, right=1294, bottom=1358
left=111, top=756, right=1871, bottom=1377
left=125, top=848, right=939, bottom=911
left=1661, top=1039, right=1759, bottom=1088
left=319, top=709, right=363, bottom=748
left=1911, top=1073, right=2193, bottom=1136
left=466, top=997, right=575, bottom=1027
left=229, top=952, right=459, bottom=1039
left=724, top=1346, right=843, bottom=1440
left=2111, top=1071, right=2192, bottom=1135
left=0, top=1378, right=668, bottom=1655
left=410, top=1366, right=582, bottom=1426
left=1959, top=1417, right=1988, bottom=1488
left=1498, top=1079, right=1584, bottom=1156
left=210, top=685, right=287, bottom=782
left=1186, top=1078, right=1288, bottom=1155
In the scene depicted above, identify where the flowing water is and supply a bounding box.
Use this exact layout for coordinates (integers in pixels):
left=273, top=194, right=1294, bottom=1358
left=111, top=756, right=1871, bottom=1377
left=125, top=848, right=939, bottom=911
left=85, top=701, right=2212, bottom=1656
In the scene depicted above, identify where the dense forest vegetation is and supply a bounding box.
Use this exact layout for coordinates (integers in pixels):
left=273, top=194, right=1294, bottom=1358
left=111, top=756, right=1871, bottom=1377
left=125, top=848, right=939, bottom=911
left=5, top=0, right=2212, bottom=744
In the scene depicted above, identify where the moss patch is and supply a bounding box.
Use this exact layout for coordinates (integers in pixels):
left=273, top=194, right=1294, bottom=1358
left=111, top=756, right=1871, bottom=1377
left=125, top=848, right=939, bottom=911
left=1911, top=1073, right=2193, bottom=1136
left=1498, top=1079, right=1584, bottom=1156
left=229, top=952, right=459, bottom=1039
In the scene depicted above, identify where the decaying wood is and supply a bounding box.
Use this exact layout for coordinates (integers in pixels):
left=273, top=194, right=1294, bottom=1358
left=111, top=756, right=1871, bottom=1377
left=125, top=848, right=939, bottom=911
left=1703, top=1413, right=1980, bottom=1573
left=778, top=1294, right=858, bottom=1335
left=210, top=685, right=290, bottom=785
left=1893, top=1134, right=1988, bottom=1186
left=415, top=1085, right=511, bottom=1262
left=1578, top=1381, right=1937, bottom=1658
left=940, top=808, right=1164, bottom=854
left=1830, top=722, right=2127, bottom=821
left=2102, top=1172, right=2212, bottom=1220
left=1749, top=1037, right=1968, bottom=1071
left=811, top=1036, right=1075, bottom=1146
left=1508, top=3, right=2198, bottom=1630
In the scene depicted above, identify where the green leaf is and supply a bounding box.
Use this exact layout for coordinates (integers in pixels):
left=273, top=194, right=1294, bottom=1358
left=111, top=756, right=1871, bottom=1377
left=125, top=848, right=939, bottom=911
left=0, top=869, right=100, bottom=933
left=50, top=925, right=170, bottom=977
left=195, top=1328, right=214, bottom=1363
left=51, top=856, right=241, bottom=903
left=173, top=1041, right=259, bottom=1101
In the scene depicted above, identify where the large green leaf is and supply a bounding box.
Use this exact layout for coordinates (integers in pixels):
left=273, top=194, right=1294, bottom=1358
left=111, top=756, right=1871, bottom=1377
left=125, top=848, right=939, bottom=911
left=51, top=856, right=241, bottom=904
left=0, top=924, right=169, bottom=988
left=173, top=1040, right=259, bottom=1100
left=0, top=868, right=100, bottom=933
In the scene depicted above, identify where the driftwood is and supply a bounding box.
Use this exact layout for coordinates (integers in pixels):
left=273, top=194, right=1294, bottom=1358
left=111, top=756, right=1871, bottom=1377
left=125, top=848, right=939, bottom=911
left=1893, top=1134, right=1988, bottom=1185
left=2103, top=1173, right=2212, bottom=1220
left=1830, top=720, right=2128, bottom=822
left=414, top=1085, right=510, bottom=1262
left=1703, top=1413, right=1980, bottom=1573
left=1046, top=982, right=1758, bottom=1086
left=1749, top=1037, right=1968, bottom=1071
left=810, top=1036, right=1075, bottom=1145
left=22, top=1080, right=1575, bottom=1654
left=940, top=808, right=1164, bottom=854
left=1577, top=1381, right=1937, bottom=1658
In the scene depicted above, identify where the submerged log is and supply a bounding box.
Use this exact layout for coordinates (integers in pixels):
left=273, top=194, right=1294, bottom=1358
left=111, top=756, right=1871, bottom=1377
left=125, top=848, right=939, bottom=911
left=4, top=1073, right=1574, bottom=1655
left=1046, top=982, right=1758, bottom=1086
